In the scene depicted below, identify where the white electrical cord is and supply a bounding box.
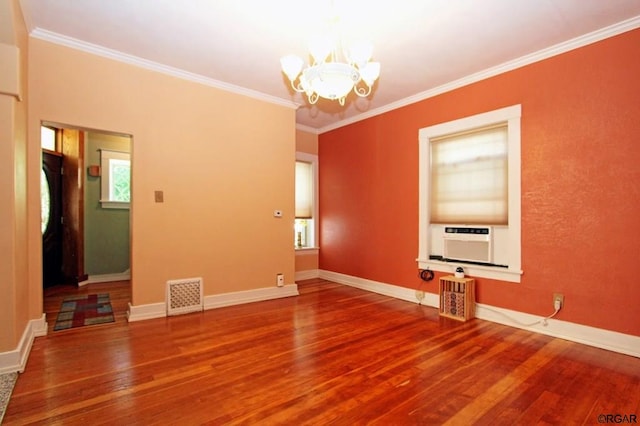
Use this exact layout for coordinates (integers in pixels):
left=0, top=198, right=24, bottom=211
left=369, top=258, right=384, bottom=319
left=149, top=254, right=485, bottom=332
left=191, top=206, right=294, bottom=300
left=540, top=308, right=560, bottom=327
left=480, top=306, right=560, bottom=328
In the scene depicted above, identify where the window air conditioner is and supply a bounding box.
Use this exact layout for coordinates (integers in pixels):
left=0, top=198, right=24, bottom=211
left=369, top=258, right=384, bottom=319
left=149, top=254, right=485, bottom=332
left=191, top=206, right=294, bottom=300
left=443, top=226, right=492, bottom=264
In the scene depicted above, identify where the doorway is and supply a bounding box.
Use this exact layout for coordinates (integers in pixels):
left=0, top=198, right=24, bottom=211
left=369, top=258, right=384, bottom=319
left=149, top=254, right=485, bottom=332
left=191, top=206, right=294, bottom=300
left=41, top=124, right=132, bottom=322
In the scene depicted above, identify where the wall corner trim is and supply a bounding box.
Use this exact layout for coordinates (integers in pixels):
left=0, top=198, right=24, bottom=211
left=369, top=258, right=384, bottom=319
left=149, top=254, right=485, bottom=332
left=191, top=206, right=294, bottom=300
left=0, top=314, right=47, bottom=374
left=318, top=270, right=640, bottom=358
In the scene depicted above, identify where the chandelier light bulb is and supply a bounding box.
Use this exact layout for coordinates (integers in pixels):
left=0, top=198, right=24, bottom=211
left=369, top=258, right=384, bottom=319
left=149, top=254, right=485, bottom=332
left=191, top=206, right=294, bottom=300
left=280, top=55, right=304, bottom=81
left=309, top=35, right=333, bottom=64
left=348, top=40, right=373, bottom=68
left=359, top=61, right=381, bottom=87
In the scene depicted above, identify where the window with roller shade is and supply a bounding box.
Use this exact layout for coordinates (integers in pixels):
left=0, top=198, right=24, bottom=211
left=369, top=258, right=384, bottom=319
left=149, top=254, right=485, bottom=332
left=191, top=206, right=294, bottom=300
left=418, top=105, right=522, bottom=283
left=294, top=153, right=318, bottom=249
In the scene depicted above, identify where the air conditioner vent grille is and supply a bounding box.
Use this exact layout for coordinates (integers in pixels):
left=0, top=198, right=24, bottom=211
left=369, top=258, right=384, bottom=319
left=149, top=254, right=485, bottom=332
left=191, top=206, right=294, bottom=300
left=443, top=226, right=492, bottom=264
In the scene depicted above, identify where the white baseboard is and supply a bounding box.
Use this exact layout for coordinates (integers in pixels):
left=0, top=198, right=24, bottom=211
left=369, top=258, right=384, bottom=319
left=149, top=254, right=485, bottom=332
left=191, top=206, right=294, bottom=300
left=319, top=269, right=640, bottom=358
left=126, top=302, right=166, bottom=322
left=204, top=284, right=299, bottom=310
left=475, top=304, right=640, bottom=358
left=127, top=284, right=300, bottom=322
left=79, top=270, right=131, bottom=286
left=295, top=269, right=320, bottom=281
left=319, top=270, right=440, bottom=307
left=0, top=314, right=47, bottom=374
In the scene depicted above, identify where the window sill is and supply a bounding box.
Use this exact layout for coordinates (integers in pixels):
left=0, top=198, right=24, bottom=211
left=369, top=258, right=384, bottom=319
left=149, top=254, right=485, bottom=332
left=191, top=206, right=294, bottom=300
left=100, top=200, right=130, bottom=210
left=417, top=258, right=522, bottom=283
left=295, top=247, right=319, bottom=255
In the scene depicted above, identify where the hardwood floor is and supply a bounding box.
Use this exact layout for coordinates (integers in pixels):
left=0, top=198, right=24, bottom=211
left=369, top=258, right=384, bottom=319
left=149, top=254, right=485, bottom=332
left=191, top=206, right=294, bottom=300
left=4, top=279, right=639, bottom=425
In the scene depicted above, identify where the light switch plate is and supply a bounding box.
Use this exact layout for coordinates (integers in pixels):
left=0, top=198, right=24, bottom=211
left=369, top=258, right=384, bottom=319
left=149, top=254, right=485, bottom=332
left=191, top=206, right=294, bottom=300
left=155, top=190, right=164, bottom=203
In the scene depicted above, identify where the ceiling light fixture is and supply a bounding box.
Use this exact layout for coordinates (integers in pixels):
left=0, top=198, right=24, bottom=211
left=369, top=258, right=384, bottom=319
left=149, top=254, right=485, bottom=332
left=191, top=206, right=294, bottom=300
left=280, top=20, right=380, bottom=106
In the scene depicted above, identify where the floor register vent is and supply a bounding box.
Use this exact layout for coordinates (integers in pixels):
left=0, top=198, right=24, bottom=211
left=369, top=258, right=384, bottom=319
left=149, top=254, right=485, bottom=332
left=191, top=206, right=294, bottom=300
left=166, top=277, right=204, bottom=316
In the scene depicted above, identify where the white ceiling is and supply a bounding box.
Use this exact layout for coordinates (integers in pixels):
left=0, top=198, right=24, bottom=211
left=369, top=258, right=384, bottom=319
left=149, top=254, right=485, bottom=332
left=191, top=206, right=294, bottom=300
left=18, top=0, right=640, bottom=132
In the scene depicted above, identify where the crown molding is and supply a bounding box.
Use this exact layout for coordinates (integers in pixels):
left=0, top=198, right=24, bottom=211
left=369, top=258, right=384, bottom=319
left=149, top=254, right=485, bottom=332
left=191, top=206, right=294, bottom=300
left=318, top=15, right=640, bottom=134
left=29, top=28, right=299, bottom=110
left=26, top=13, right=640, bottom=133
left=295, top=123, right=320, bottom=135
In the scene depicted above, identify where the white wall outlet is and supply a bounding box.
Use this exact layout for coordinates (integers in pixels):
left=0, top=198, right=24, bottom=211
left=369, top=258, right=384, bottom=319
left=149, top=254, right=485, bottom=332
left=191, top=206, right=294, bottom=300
left=277, top=273, right=284, bottom=287
left=553, top=293, right=564, bottom=310
left=273, top=210, right=283, bottom=218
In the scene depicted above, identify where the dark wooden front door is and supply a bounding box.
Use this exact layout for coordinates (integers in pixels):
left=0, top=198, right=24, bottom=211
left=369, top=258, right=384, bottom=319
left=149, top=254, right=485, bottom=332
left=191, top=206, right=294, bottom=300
left=60, top=129, right=87, bottom=284
left=42, top=149, right=63, bottom=287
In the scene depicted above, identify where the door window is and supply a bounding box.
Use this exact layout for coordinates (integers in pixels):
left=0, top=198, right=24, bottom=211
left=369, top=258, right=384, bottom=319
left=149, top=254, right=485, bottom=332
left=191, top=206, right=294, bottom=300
left=41, top=168, right=51, bottom=234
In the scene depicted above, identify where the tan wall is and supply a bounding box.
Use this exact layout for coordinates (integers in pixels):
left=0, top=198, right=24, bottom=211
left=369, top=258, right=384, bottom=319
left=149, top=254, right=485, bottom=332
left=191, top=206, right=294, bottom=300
left=0, top=0, right=29, bottom=351
left=295, top=129, right=318, bottom=155
left=295, top=250, right=318, bottom=272
left=27, top=38, right=297, bottom=309
left=294, top=129, right=319, bottom=274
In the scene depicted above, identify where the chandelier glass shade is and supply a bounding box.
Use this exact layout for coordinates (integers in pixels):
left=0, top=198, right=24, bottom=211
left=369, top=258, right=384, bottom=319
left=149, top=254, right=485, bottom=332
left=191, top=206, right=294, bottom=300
left=281, top=36, right=380, bottom=106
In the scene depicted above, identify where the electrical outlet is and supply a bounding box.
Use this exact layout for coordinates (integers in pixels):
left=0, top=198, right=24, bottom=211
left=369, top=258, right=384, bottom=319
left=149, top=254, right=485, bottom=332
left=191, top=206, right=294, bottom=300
left=276, top=274, right=284, bottom=287
left=553, top=293, right=564, bottom=310
left=415, top=290, right=425, bottom=302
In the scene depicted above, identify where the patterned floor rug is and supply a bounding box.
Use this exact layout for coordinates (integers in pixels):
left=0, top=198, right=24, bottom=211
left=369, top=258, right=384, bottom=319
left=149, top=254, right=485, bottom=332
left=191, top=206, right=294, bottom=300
left=53, top=293, right=115, bottom=331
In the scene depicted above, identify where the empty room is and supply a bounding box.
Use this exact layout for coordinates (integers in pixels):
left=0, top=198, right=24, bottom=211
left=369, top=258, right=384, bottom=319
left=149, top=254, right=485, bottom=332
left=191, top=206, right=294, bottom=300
left=1, top=0, right=639, bottom=424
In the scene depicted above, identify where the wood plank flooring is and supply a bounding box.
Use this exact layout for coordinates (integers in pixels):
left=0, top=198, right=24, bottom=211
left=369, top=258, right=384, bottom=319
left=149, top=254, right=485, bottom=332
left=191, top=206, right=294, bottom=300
left=4, top=279, right=640, bottom=425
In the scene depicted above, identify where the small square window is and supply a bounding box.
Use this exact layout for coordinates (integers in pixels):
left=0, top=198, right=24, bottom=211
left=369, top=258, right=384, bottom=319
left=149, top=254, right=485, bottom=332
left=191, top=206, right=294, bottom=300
left=100, top=149, right=130, bottom=209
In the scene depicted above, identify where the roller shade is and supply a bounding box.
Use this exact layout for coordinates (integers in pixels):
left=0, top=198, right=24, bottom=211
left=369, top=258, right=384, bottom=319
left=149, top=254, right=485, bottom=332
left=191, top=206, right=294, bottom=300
left=430, top=124, right=508, bottom=225
left=295, top=161, right=313, bottom=219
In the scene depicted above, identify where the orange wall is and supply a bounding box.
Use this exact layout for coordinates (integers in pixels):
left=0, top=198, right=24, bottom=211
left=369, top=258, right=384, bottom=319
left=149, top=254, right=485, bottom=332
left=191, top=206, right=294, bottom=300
left=319, top=29, right=640, bottom=336
left=27, top=38, right=296, bottom=310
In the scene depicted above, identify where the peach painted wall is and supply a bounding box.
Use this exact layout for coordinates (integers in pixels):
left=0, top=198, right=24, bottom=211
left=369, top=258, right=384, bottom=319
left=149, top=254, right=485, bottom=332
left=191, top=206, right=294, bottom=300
left=295, top=129, right=319, bottom=274
left=295, top=250, right=319, bottom=273
left=27, top=38, right=296, bottom=309
left=319, top=29, right=640, bottom=336
left=295, top=129, right=318, bottom=155
left=0, top=0, right=30, bottom=352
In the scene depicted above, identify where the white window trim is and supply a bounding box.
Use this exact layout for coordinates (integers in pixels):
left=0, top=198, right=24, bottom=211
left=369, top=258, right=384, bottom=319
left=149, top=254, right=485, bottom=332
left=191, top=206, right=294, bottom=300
left=295, top=152, right=319, bottom=251
left=100, top=149, right=130, bottom=209
left=417, top=105, right=522, bottom=282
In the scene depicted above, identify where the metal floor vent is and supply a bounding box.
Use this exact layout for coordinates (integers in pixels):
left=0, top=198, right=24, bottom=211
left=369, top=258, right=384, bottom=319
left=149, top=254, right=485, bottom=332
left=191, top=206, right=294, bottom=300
left=166, top=277, right=203, bottom=316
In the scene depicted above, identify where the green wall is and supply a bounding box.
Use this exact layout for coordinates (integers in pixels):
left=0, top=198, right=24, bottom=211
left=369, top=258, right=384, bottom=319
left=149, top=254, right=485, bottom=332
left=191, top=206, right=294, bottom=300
left=84, top=132, right=131, bottom=275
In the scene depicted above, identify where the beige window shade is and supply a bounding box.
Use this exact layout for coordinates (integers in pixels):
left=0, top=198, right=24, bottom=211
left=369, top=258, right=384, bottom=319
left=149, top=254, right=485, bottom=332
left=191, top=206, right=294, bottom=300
left=295, top=161, right=313, bottom=219
left=430, top=124, right=508, bottom=225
